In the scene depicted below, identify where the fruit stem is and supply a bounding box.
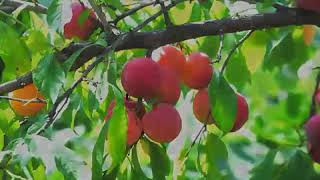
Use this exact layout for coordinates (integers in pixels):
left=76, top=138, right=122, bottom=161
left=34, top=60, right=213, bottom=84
left=184, top=124, right=206, bottom=158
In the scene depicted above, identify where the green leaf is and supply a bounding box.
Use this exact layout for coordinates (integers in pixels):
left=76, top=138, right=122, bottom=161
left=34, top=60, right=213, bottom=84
left=90, top=63, right=109, bottom=103
left=103, top=165, right=120, bottom=179
left=0, top=58, right=4, bottom=81
left=225, top=49, right=251, bottom=90
left=0, top=21, right=31, bottom=80
left=132, top=145, right=150, bottom=180
left=55, top=155, right=79, bottom=180
left=241, top=31, right=268, bottom=73
left=33, top=54, right=65, bottom=103
left=286, top=93, right=303, bottom=118
left=147, top=139, right=171, bottom=180
left=198, top=36, right=219, bottom=59
left=250, top=150, right=277, bottom=180
left=264, top=29, right=315, bottom=71
left=92, top=121, right=109, bottom=180
left=47, top=0, right=71, bottom=32
left=31, top=162, right=46, bottom=180
left=106, top=0, right=123, bottom=10
left=0, top=129, right=3, bottom=150
left=107, top=103, right=127, bottom=167
left=189, top=2, right=202, bottom=22
left=24, top=30, right=51, bottom=55
left=206, top=133, right=228, bottom=179
left=26, top=114, right=47, bottom=135
left=276, top=150, right=318, bottom=180
left=63, top=47, right=88, bottom=73
left=208, top=72, right=237, bottom=133
left=0, top=107, right=16, bottom=135
left=211, top=1, right=229, bottom=19
left=77, top=9, right=90, bottom=25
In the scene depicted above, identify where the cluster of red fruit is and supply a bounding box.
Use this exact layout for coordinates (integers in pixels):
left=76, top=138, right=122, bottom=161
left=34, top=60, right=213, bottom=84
left=105, top=45, right=249, bottom=146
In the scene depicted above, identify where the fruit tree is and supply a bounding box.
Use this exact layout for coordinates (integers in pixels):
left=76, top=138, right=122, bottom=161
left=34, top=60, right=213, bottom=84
left=1, top=0, right=320, bottom=179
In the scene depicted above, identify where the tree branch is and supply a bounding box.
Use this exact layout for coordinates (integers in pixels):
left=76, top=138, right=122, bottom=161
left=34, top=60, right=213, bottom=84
left=157, top=0, right=172, bottom=27
left=111, top=1, right=156, bottom=24
left=88, top=0, right=115, bottom=39
left=2, top=0, right=47, bottom=14
left=0, top=96, right=46, bottom=103
left=1, top=7, right=320, bottom=95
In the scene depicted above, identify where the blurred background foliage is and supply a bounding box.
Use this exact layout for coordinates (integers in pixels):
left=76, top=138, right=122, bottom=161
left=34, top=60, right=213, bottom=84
left=1, top=0, right=320, bottom=179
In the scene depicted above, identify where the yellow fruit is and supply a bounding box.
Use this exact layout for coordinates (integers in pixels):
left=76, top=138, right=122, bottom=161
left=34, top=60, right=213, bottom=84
left=9, top=83, right=46, bottom=116
left=303, top=25, right=316, bottom=45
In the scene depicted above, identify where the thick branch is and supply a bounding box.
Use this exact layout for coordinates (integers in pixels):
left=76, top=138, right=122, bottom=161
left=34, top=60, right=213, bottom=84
left=1, top=8, right=320, bottom=95
left=2, top=0, right=47, bottom=14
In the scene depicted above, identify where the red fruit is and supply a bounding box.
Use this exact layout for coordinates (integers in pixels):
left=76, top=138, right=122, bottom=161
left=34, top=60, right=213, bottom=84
left=193, top=89, right=214, bottom=124
left=305, top=114, right=320, bottom=163
left=64, top=2, right=97, bottom=40
left=231, top=94, right=249, bottom=132
left=142, top=103, right=182, bottom=143
left=104, top=98, right=143, bottom=145
left=154, top=45, right=186, bottom=80
left=156, top=67, right=181, bottom=105
left=121, top=58, right=161, bottom=98
left=192, top=90, right=248, bottom=131
left=183, top=52, right=213, bottom=89
left=297, top=0, right=320, bottom=12
left=126, top=111, right=143, bottom=145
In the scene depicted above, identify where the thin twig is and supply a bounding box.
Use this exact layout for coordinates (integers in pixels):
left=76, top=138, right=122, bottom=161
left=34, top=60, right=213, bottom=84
left=215, top=32, right=224, bottom=63
left=157, top=0, right=172, bottom=27
left=184, top=124, right=206, bottom=158
left=88, top=0, right=115, bottom=39
left=0, top=96, right=46, bottom=104
left=221, top=30, right=254, bottom=73
left=0, top=10, right=27, bottom=28
left=5, top=169, right=27, bottom=180
left=112, top=1, right=155, bottom=24
left=133, top=0, right=187, bottom=32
